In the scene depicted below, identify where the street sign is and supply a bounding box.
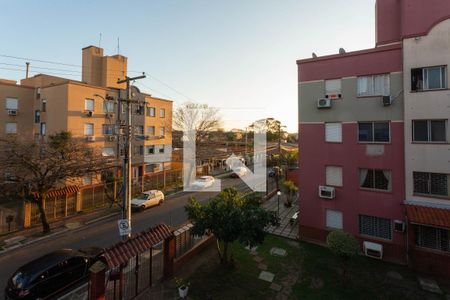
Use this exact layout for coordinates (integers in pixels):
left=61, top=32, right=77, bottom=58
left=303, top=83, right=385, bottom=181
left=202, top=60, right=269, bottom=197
left=118, top=219, right=131, bottom=236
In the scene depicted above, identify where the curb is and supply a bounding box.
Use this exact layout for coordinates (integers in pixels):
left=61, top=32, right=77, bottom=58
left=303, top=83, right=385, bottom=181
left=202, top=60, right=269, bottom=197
left=0, top=211, right=119, bottom=257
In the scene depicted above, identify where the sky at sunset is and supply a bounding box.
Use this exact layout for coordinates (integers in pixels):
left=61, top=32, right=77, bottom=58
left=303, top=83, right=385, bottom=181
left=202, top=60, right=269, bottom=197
left=0, top=0, right=376, bottom=132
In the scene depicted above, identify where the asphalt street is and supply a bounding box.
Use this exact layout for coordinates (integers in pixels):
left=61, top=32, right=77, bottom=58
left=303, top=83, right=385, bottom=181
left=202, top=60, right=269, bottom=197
left=0, top=177, right=253, bottom=297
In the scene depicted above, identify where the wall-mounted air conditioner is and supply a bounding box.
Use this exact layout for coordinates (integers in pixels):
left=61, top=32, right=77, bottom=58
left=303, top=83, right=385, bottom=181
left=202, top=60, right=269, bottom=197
left=37, top=88, right=41, bottom=98
left=7, top=109, right=17, bottom=116
left=394, top=220, right=406, bottom=233
left=84, top=110, right=93, bottom=117
left=106, top=135, right=116, bottom=142
left=382, top=96, right=392, bottom=106
left=325, top=93, right=342, bottom=100
left=317, top=98, right=331, bottom=109
left=86, top=136, right=96, bottom=142
left=105, top=112, right=115, bottom=118
left=318, top=185, right=335, bottom=199
left=363, top=241, right=383, bottom=259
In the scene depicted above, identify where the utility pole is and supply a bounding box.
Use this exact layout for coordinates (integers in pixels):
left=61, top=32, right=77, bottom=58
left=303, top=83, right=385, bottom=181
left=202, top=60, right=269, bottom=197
left=117, top=74, right=146, bottom=239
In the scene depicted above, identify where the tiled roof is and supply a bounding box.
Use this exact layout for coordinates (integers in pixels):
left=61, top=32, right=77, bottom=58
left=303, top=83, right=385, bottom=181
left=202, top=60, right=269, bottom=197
left=33, top=185, right=79, bottom=198
left=406, top=204, right=450, bottom=228
left=102, top=223, right=172, bottom=268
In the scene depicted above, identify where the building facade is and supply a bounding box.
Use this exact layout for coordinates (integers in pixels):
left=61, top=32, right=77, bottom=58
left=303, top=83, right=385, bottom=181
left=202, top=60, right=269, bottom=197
left=0, top=46, right=173, bottom=185
left=298, top=0, right=450, bottom=277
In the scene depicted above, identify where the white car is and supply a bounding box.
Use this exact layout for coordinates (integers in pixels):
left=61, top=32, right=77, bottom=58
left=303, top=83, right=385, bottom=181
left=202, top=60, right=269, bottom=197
left=131, top=190, right=164, bottom=211
left=191, top=176, right=215, bottom=189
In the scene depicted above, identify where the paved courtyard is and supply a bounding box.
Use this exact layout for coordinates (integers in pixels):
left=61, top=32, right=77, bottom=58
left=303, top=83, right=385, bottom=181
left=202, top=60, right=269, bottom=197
left=263, top=194, right=299, bottom=240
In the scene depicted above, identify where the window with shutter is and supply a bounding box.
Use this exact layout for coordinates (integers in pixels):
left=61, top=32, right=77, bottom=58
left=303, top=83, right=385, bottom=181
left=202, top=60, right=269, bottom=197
left=325, top=123, right=342, bottom=143
left=359, top=215, right=392, bottom=239
left=326, top=166, right=343, bottom=187
left=326, top=210, right=343, bottom=229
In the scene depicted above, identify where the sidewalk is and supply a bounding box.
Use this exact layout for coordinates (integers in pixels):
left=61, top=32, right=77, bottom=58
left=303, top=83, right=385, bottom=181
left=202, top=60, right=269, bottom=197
left=0, top=206, right=119, bottom=255
left=263, top=194, right=299, bottom=240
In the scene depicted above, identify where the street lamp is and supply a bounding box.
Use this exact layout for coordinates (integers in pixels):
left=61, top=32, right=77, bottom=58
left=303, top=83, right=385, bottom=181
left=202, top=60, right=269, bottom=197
left=277, top=190, right=281, bottom=219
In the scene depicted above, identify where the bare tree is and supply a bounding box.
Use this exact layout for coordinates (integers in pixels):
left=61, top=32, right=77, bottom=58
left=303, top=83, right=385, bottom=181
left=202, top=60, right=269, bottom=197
left=173, top=102, right=221, bottom=144
left=0, top=131, right=112, bottom=234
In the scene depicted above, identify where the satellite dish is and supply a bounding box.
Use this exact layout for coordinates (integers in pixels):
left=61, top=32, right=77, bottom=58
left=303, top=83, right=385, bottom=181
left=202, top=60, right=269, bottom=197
left=312, top=52, right=318, bottom=58
left=339, top=48, right=346, bottom=54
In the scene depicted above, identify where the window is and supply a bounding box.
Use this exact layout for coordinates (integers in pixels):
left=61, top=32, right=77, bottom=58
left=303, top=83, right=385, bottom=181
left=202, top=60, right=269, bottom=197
left=325, top=123, right=342, bottom=143
left=40, top=122, right=46, bottom=136
left=326, top=210, right=343, bottom=229
left=159, top=145, right=165, bottom=154
left=42, top=99, right=47, bottom=112
left=411, top=66, right=447, bottom=92
left=135, top=126, right=144, bottom=135
left=358, top=122, right=390, bottom=142
left=102, top=124, right=114, bottom=135
left=360, top=169, right=391, bottom=191
left=134, top=146, right=144, bottom=156
left=359, top=215, right=392, bottom=239
left=413, top=172, right=448, bottom=197
left=103, top=101, right=115, bottom=113
left=357, top=74, right=390, bottom=96
left=85, top=98, right=94, bottom=112
left=412, top=120, right=446, bottom=142
left=147, top=126, right=155, bottom=136
left=326, top=166, right=343, bottom=187
left=160, top=126, right=165, bottom=136
left=5, top=122, right=17, bottom=134
left=34, top=110, right=40, bottom=123
left=160, top=108, right=166, bottom=118
left=325, top=79, right=341, bottom=98
left=83, top=176, right=92, bottom=185
left=147, top=107, right=156, bottom=117
left=84, top=123, right=94, bottom=136
left=102, top=147, right=115, bottom=157
left=146, top=145, right=155, bottom=154
left=5, top=98, right=18, bottom=110
left=415, top=225, right=449, bottom=252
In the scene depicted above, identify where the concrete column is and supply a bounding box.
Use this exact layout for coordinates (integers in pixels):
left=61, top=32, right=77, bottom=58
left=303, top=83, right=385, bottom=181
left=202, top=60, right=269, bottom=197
left=89, top=261, right=107, bottom=300
left=163, top=235, right=175, bottom=278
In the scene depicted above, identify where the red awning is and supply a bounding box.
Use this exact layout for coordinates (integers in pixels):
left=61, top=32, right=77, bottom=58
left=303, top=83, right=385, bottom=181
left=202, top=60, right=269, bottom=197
left=33, top=185, right=79, bottom=198
left=102, top=223, right=172, bottom=268
left=406, top=204, right=450, bottom=228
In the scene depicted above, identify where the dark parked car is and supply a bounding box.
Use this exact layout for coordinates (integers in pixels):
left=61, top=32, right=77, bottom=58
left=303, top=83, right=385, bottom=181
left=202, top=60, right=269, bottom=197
left=5, top=247, right=103, bottom=300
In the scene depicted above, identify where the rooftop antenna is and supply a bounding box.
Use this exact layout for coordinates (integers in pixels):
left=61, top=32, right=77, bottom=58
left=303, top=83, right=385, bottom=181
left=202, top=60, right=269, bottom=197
left=117, top=37, right=120, bottom=55
left=98, top=33, right=102, bottom=48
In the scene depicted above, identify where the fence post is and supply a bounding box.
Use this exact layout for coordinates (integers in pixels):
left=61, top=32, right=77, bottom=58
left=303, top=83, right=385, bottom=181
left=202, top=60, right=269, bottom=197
left=76, top=191, right=82, bottom=212
left=163, top=234, right=175, bottom=279
left=23, top=202, right=31, bottom=229
left=89, top=261, right=107, bottom=300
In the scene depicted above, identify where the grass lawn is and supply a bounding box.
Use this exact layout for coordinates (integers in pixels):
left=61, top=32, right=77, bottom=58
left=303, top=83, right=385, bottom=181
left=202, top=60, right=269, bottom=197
left=183, top=235, right=447, bottom=300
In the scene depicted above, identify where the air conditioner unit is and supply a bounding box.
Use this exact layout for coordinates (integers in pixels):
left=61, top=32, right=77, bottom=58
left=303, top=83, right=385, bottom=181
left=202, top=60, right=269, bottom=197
left=317, top=98, right=331, bottom=109
left=36, top=88, right=41, bottom=98
left=119, top=120, right=126, bottom=126
left=84, top=110, right=93, bottom=117
left=382, top=96, right=392, bottom=106
left=86, top=136, right=96, bottom=142
left=145, top=135, right=151, bottom=140
left=394, top=220, right=406, bottom=232
left=318, top=185, right=335, bottom=199
left=7, top=109, right=17, bottom=116
left=105, top=112, right=115, bottom=118
left=363, top=241, right=383, bottom=259
left=106, top=135, right=116, bottom=142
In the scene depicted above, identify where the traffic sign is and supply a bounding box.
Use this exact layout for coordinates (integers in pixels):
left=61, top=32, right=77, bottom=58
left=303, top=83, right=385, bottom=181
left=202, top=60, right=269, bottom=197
left=118, top=219, right=131, bottom=236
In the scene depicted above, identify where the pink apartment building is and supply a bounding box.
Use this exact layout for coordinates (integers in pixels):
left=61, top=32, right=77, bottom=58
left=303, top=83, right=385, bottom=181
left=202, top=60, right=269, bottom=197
left=297, top=0, right=450, bottom=278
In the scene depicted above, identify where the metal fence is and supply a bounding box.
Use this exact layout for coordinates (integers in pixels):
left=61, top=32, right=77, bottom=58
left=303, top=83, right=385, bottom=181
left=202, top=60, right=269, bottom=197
left=174, top=223, right=210, bottom=258
left=104, top=242, right=165, bottom=300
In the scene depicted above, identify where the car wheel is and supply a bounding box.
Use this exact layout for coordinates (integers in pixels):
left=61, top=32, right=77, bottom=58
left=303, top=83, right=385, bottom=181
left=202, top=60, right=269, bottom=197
left=158, top=200, right=162, bottom=205
left=139, top=206, right=145, bottom=212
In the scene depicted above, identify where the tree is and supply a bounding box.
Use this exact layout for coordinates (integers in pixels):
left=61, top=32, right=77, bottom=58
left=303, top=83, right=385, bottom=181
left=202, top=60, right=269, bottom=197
left=249, top=118, right=286, bottom=142
left=281, top=151, right=298, bottom=168
left=0, top=132, right=111, bottom=234
left=326, top=230, right=359, bottom=284
left=282, top=180, right=298, bottom=207
left=185, top=188, right=279, bottom=265
left=173, top=102, right=221, bottom=145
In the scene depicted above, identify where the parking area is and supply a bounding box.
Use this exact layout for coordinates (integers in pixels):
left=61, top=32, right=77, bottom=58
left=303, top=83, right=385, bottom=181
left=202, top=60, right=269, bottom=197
left=263, top=194, right=299, bottom=240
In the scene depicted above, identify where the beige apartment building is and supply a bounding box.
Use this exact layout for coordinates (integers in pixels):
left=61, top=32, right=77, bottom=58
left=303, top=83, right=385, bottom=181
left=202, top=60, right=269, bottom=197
left=0, top=46, right=173, bottom=185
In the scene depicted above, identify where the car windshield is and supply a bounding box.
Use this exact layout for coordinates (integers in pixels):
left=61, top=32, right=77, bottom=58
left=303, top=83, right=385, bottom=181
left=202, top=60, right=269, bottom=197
left=11, top=271, right=29, bottom=289
left=198, top=178, right=208, bottom=181
left=136, top=194, right=149, bottom=200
